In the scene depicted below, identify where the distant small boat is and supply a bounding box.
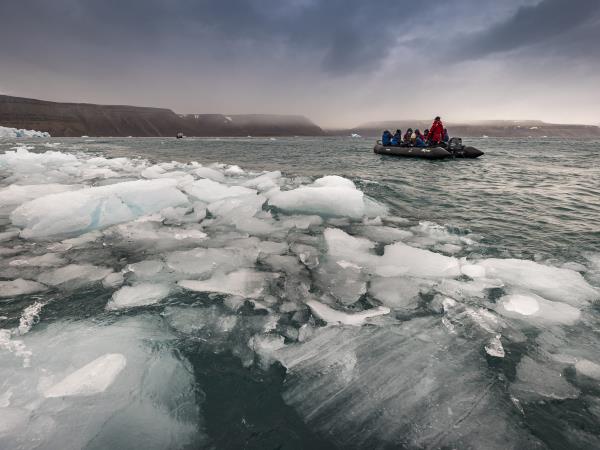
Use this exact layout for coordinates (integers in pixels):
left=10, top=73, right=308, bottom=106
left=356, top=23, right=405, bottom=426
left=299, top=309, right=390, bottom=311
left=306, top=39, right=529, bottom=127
left=176, top=132, right=184, bottom=139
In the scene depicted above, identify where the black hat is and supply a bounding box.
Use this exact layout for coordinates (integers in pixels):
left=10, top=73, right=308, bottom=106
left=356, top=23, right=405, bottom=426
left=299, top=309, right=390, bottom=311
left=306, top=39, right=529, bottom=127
left=435, top=116, right=441, bottom=121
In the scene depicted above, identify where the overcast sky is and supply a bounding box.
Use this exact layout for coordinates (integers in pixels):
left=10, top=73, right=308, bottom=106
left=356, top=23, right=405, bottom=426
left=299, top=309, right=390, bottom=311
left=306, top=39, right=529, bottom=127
left=1, top=0, right=599, bottom=127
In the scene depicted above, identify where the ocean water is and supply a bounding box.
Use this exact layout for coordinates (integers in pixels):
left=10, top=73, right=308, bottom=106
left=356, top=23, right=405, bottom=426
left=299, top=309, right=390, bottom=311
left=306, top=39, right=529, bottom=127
left=0, top=136, right=599, bottom=449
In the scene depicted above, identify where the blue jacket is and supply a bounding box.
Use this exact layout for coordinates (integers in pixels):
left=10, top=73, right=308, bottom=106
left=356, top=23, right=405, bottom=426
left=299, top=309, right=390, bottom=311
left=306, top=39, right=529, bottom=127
left=382, top=131, right=392, bottom=146
left=415, top=136, right=426, bottom=147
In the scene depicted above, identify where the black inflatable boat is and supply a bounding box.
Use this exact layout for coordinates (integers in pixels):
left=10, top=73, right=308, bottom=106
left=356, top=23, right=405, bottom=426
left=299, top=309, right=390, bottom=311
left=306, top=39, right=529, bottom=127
left=373, top=138, right=483, bottom=159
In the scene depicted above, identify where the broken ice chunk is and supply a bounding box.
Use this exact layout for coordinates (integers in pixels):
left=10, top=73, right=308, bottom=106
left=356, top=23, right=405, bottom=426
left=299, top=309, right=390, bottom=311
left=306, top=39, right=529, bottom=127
left=44, top=353, right=127, bottom=398
left=369, top=276, right=432, bottom=310
left=106, top=283, right=171, bottom=310
left=181, top=178, right=255, bottom=203
left=0, top=279, right=47, bottom=298
left=480, top=258, right=598, bottom=306
left=511, top=356, right=579, bottom=401
left=306, top=300, right=390, bottom=326
left=575, top=360, right=600, bottom=381
left=379, top=242, right=461, bottom=278
left=497, top=293, right=581, bottom=325
left=485, top=335, right=505, bottom=358
left=37, top=264, right=112, bottom=288
left=8, top=253, right=65, bottom=267
left=193, top=166, right=226, bottom=182
left=126, top=260, right=164, bottom=278
left=178, top=269, right=277, bottom=298
left=11, top=179, right=189, bottom=238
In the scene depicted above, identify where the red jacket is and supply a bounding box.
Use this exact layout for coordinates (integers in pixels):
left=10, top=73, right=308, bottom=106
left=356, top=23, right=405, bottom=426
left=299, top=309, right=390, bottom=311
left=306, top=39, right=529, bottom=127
left=429, top=119, right=444, bottom=143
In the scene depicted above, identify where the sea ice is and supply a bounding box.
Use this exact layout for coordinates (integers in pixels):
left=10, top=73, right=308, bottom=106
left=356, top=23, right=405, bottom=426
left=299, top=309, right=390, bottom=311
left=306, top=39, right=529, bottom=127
left=181, top=178, right=255, bottom=203
left=126, top=260, right=164, bottom=278
left=575, top=360, right=600, bottom=380
left=0, top=183, right=80, bottom=209
left=11, top=179, right=189, bottom=238
left=378, top=242, right=461, bottom=278
left=44, top=353, right=127, bottom=397
left=479, top=258, right=598, bottom=305
left=0, top=316, right=202, bottom=449
left=37, top=264, right=112, bottom=288
left=306, top=300, right=390, bottom=326
left=485, top=334, right=505, bottom=358
left=355, top=225, right=413, bottom=244
left=0, top=126, right=50, bottom=138
left=166, top=247, right=257, bottom=276
left=314, top=261, right=367, bottom=305
left=193, top=166, right=226, bottom=182
left=106, top=283, right=171, bottom=310
left=511, top=356, right=579, bottom=401
left=269, top=176, right=379, bottom=218
left=178, top=269, right=277, bottom=298
left=497, top=293, right=581, bottom=325
left=368, top=276, right=432, bottom=310
left=275, top=317, right=540, bottom=449
left=243, top=171, right=281, bottom=191
left=0, top=278, right=47, bottom=298
left=8, top=253, right=65, bottom=267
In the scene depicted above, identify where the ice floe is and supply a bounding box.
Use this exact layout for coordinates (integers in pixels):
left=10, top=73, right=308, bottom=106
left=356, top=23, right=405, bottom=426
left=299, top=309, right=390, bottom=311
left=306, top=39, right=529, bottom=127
left=0, top=126, right=50, bottom=138
left=1, top=145, right=599, bottom=449
left=106, top=283, right=171, bottom=310
left=12, top=179, right=189, bottom=238
left=44, top=353, right=127, bottom=397
left=0, top=316, right=202, bottom=449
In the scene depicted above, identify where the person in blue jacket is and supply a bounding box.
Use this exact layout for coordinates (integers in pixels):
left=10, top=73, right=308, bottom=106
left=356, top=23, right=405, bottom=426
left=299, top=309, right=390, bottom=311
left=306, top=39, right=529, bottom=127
left=442, top=128, right=449, bottom=143
left=414, top=129, right=427, bottom=147
left=382, top=130, right=392, bottom=146
left=391, top=129, right=402, bottom=146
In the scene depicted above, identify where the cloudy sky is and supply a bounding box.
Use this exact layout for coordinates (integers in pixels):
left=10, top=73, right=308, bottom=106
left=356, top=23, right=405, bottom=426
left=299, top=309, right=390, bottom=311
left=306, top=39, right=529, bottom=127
left=1, top=0, right=599, bottom=127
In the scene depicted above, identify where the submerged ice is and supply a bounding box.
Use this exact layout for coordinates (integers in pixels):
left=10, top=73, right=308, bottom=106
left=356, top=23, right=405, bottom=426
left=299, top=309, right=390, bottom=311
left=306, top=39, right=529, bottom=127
left=1, top=146, right=600, bottom=449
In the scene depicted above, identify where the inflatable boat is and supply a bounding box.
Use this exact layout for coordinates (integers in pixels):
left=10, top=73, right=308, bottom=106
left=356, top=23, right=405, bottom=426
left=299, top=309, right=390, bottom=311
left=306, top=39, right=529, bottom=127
left=373, top=138, right=483, bottom=159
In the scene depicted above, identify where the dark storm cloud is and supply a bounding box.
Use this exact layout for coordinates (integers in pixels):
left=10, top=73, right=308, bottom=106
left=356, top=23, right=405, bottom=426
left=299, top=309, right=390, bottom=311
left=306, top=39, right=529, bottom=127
left=456, top=0, right=600, bottom=58
left=0, top=0, right=451, bottom=74
left=1, top=0, right=599, bottom=126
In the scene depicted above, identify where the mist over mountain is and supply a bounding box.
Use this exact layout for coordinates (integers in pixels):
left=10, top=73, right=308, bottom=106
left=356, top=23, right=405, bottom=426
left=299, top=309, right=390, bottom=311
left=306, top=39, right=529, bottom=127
left=337, top=120, right=600, bottom=138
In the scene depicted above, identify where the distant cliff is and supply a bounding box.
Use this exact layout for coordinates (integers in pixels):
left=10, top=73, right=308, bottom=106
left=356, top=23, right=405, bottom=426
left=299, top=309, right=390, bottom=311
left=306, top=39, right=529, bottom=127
left=0, top=95, right=324, bottom=137
left=338, top=120, right=600, bottom=138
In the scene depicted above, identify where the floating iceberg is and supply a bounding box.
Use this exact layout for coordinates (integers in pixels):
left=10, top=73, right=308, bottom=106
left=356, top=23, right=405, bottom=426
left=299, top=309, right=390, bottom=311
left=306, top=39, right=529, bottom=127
left=106, top=283, right=171, bottom=310
left=0, top=126, right=51, bottom=138
left=0, top=316, right=203, bottom=449
left=11, top=179, right=189, bottom=238
left=269, top=176, right=385, bottom=218
left=44, top=353, right=127, bottom=397
left=480, top=258, right=598, bottom=305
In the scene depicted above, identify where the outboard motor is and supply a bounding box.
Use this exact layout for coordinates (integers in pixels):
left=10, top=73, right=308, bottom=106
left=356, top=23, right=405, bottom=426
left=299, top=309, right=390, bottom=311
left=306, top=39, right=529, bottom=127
left=448, top=137, right=463, bottom=152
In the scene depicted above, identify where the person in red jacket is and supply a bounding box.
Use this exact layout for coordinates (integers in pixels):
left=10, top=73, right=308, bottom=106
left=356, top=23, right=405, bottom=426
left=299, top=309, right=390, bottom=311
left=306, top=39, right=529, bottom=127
left=428, top=116, right=444, bottom=144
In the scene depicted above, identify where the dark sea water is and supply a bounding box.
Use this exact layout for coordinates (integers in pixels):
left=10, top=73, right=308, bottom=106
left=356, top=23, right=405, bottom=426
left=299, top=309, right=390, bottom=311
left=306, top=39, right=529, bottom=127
left=89, top=136, right=600, bottom=259
left=1, top=136, right=600, bottom=449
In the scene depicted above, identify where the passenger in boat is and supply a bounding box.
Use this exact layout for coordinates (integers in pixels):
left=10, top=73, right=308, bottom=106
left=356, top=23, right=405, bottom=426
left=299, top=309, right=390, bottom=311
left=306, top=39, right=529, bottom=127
left=423, top=129, right=430, bottom=142
left=391, top=129, right=402, bottom=146
left=428, top=116, right=444, bottom=144
left=382, top=130, right=392, bottom=146
left=442, top=128, right=449, bottom=143
left=414, top=129, right=427, bottom=147
left=403, top=128, right=413, bottom=143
